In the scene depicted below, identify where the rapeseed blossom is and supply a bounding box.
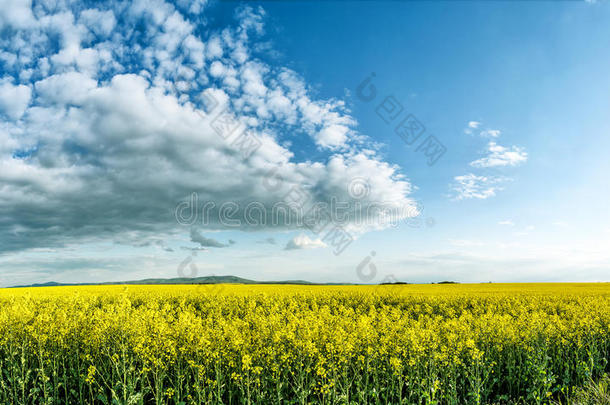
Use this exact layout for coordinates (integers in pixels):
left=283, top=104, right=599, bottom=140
left=0, top=283, right=607, bottom=404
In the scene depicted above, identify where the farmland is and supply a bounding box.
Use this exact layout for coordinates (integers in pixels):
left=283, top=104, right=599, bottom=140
left=0, top=283, right=608, bottom=404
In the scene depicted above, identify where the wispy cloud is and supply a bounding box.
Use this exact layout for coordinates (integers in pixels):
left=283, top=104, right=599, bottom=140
left=451, top=174, right=506, bottom=200
left=479, top=129, right=501, bottom=138
left=454, top=120, right=526, bottom=200
left=284, top=234, right=327, bottom=250
left=464, top=120, right=501, bottom=138
left=464, top=121, right=481, bottom=134
left=470, top=142, right=527, bottom=168
left=498, top=220, right=515, bottom=226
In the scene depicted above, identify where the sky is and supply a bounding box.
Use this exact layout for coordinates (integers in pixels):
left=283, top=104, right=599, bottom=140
left=0, top=0, right=609, bottom=287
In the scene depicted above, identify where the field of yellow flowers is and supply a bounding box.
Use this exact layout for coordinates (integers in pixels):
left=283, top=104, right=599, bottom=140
left=0, top=283, right=608, bottom=404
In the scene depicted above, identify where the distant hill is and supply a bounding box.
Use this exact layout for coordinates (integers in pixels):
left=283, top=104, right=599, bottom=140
left=7, top=275, right=435, bottom=289
left=9, top=275, right=329, bottom=288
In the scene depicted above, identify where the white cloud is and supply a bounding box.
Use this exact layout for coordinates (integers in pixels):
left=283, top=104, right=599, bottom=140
left=284, top=234, right=327, bottom=250
left=316, top=124, right=350, bottom=149
left=464, top=121, right=480, bottom=134
left=0, top=2, right=417, bottom=254
left=464, top=121, right=501, bottom=138
left=79, top=9, right=116, bottom=37
left=451, top=173, right=506, bottom=200
left=498, top=220, right=514, bottom=226
left=470, top=141, right=527, bottom=168
left=0, top=0, right=35, bottom=29
left=209, top=60, right=226, bottom=77
left=34, top=72, right=98, bottom=104
left=0, top=80, right=31, bottom=119
left=479, top=129, right=501, bottom=138
left=206, top=35, right=223, bottom=59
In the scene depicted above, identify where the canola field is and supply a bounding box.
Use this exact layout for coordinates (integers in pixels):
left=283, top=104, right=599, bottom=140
left=0, top=283, right=608, bottom=404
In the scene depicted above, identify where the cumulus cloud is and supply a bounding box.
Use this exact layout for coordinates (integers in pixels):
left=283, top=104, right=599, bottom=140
left=0, top=1, right=417, bottom=254
left=0, top=0, right=35, bottom=29
left=316, top=124, right=350, bottom=149
left=79, top=8, right=117, bottom=37
left=451, top=174, right=506, bottom=200
left=470, top=142, right=528, bottom=168
left=284, top=234, right=327, bottom=250
left=0, top=80, right=31, bottom=119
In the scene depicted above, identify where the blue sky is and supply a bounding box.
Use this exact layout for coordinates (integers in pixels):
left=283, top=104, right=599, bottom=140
left=0, top=0, right=609, bottom=286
